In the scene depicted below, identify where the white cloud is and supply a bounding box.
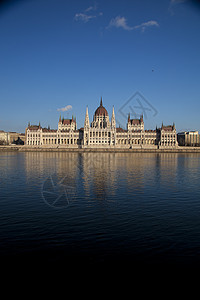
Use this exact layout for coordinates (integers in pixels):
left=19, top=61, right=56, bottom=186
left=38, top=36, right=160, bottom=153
left=107, top=16, right=133, bottom=31
left=85, top=4, right=97, bottom=12
left=133, top=20, right=159, bottom=32
left=74, top=13, right=96, bottom=23
left=74, top=3, right=102, bottom=23
left=107, top=16, right=159, bottom=32
left=57, top=105, right=72, bottom=112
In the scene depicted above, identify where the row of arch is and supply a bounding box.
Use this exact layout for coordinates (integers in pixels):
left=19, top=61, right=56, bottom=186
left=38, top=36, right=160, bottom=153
left=117, top=139, right=156, bottom=145
left=27, top=138, right=80, bottom=145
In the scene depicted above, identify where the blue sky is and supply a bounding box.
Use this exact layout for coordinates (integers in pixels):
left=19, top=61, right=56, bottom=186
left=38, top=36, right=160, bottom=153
left=0, top=0, right=200, bottom=133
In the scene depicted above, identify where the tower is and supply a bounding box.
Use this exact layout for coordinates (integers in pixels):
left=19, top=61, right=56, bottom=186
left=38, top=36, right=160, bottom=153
left=84, top=106, right=90, bottom=130
left=111, top=106, right=116, bottom=129
left=84, top=106, right=90, bottom=146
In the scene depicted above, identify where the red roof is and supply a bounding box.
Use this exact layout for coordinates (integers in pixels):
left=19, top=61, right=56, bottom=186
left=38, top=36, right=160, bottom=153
left=128, top=114, right=143, bottom=125
left=162, top=125, right=173, bottom=132
left=130, top=119, right=140, bottom=125
left=116, top=127, right=127, bottom=132
left=42, top=128, right=57, bottom=132
left=63, top=119, right=71, bottom=125
left=95, top=98, right=108, bottom=116
left=95, top=106, right=108, bottom=116
left=62, top=119, right=75, bottom=125
left=28, top=125, right=40, bottom=131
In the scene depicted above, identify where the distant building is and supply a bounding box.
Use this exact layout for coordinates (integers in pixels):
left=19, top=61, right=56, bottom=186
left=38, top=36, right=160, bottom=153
left=0, top=131, right=25, bottom=145
left=25, top=98, right=178, bottom=149
left=9, top=132, right=25, bottom=145
left=177, top=131, right=200, bottom=146
left=0, top=131, right=9, bottom=145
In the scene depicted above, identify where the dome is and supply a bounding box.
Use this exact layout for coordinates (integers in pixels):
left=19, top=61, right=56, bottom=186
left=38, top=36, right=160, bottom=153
left=94, top=98, right=108, bottom=116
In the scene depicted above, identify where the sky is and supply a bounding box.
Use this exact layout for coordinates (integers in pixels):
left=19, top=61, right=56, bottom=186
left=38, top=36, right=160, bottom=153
left=0, top=0, right=200, bottom=133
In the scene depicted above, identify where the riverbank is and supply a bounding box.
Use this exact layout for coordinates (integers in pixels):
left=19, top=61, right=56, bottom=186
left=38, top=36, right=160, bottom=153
left=1, top=145, right=200, bottom=153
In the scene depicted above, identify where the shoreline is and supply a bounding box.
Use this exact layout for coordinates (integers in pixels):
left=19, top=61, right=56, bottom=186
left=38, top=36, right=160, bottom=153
left=1, top=145, right=200, bottom=153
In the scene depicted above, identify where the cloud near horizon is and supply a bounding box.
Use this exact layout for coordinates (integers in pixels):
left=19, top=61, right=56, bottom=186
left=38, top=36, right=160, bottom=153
left=57, top=105, right=72, bottom=112
left=107, top=16, right=159, bottom=32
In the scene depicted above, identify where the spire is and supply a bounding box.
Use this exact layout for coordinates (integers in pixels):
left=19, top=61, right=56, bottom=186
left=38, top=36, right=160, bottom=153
left=100, top=97, right=103, bottom=106
left=112, top=105, right=115, bottom=118
left=86, top=106, right=89, bottom=117
left=84, top=106, right=90, bottom=129
left=59, top=114, right=61, bottom=122
left=111, top=105, right=116, bottom=129
left=128, top=113, right=130, bottom=122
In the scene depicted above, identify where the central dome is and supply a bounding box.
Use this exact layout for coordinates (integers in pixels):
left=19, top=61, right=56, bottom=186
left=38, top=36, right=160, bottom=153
left=95, top=98, right=108, bottom=116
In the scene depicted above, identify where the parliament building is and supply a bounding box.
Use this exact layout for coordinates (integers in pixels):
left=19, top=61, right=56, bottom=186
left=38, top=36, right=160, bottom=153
left=25, top=98, right=178, bottom=149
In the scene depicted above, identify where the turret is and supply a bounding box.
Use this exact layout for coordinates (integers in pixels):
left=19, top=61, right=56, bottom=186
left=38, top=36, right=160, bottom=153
left=84, top=106, right=90, bottom=130
left=111, top=106, right=116, bottom=129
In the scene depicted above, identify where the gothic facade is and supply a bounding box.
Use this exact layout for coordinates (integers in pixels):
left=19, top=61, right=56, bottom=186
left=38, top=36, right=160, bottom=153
left=25, top=98, right=178, bottom=149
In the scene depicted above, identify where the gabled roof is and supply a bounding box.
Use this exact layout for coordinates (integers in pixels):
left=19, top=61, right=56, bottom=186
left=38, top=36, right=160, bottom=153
left=130, top=119, right=140, bottom=125
left=162, top=125, right=173, bottom=131
left=28, top=125, right=40, bottom=131
left=128, top=114, right=143, bottom=125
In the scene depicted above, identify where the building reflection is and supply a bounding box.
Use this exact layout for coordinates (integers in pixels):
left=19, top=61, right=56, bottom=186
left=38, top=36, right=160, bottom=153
left=156, top=153, right=178, bottom=191
left=80, top=153, right=118, bottom=201
left=24, top=151, right=200, bottom=204
left=25, top=152, right=80, bottom=191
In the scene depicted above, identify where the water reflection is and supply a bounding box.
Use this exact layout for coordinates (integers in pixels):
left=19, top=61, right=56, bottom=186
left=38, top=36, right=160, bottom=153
left=81, top=153, right=118, bottom=201
left=23, top=151, right=200, bottom=205
left=1, top=151, right=200, bottom=265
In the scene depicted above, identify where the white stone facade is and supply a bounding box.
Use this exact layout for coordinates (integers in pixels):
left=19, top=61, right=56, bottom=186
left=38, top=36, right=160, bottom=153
left=158, top=123, right=178, bottom=149
left=83, top=99, right=116, bottom=147
left=25, top=98, right=178, bottom=149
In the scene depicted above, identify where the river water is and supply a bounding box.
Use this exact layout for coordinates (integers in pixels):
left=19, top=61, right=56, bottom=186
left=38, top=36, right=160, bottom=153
left=0, top=151, right=200, bottom=267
